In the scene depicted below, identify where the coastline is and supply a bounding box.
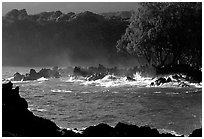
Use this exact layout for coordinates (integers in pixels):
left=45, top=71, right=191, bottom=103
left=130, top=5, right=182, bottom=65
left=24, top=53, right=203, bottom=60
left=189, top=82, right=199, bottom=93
left=2, top=82, right=201, bottom=137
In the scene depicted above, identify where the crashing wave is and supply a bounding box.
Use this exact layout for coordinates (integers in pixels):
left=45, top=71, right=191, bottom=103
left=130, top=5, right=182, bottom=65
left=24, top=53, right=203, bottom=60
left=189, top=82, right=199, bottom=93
left=28, top=107, right=47, bottom=112
left=64, top=75, right=87, bottom=83
left=158, top=128, right=184, bottom=137
left=63, top=72, right=202, bottom=88
left=3, top=79, right=30, bottom=84
left=3, top=76, right=49, bottom=84
left=51, top=89, right=72, bottom=93
left=37, top=77, right=49, bottom=81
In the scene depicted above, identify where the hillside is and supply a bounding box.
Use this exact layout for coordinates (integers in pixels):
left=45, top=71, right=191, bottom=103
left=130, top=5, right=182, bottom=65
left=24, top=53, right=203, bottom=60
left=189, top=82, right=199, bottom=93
left=100, top=10, right=133, bottom=19
left=2, top=9, right=134, bottom=67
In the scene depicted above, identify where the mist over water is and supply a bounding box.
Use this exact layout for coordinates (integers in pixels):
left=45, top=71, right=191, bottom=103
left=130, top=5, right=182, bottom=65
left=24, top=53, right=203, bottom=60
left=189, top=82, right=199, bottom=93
left=2, top=6, right=202, bottom=137
left=3, top=45, right=140, bottom=68
left=2, top=8, right=135, bottom=67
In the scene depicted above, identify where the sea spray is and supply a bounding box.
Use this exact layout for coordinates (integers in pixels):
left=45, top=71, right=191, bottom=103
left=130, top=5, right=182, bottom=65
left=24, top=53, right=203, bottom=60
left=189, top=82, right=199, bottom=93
left=63, top=72, right=201, bottom=88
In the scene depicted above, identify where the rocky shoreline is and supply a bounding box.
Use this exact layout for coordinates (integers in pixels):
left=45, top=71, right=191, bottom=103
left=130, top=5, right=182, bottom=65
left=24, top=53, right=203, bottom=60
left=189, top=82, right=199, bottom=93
left=2, top=82, right=201, bottom=137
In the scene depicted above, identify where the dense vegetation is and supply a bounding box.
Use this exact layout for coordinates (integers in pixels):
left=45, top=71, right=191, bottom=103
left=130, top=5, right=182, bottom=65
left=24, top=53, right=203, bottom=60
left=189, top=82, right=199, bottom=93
left=116, top=2, right=202, bottom=73
left=3, top=3, right=202, bottom=76
left=2, top=9, right=130, bottom=66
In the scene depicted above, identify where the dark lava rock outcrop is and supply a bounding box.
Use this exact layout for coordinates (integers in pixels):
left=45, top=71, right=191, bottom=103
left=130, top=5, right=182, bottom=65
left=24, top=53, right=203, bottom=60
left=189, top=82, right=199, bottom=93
left=126, top=76, right=136, bottom=81
left=13, top=72, right=25, bottom=81
left=82, top=122, right=178, bottom=137
left=156, top=64, right=202, bottom=83
left=87, top=73, right=106, bottom=81
left=150, top=73, right=199, bottom=87
left=2, top=82, right=62, bottom=136
left=2, top=82, right=201, bottom=137
left=12, top=66, right=60, bottom=81
left=73, top=66, right=90, bottom=77
left=23, top=69, right=41, bottom=81
left=188, top=128, right=202, bottom=137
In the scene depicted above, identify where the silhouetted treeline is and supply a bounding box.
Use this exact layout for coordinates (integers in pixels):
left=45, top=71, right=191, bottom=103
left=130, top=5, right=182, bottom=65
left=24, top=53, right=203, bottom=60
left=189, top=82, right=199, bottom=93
left=3, top=9, right=133, bottom=67
left=100, top=11, right=133, bottom=19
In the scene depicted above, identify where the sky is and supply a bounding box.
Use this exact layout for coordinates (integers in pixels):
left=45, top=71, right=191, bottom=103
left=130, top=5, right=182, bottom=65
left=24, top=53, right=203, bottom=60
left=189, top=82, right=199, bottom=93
left=2, top=2, right=140, bottom=15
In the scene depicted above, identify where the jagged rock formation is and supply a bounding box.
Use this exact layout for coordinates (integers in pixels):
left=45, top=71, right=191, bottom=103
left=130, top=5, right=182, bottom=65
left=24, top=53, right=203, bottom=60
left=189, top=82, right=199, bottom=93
left=12, top=66, right=60, bottom=81
left=2, top=82, right=201, bottom=137
left=87, top=73, right=106, bottom=81
left=2, top=82, right=63, bottom=136
left=13, top=72, right=25, bottom=81
left=73, top=66, right=90, bottom=77
left=150, top=73, right=201, bottom=87
left=126, top=76, right=136, bottom=81
left=148, top=64, right=202, bottom=87
left=156, top=64, right=202, bottom=83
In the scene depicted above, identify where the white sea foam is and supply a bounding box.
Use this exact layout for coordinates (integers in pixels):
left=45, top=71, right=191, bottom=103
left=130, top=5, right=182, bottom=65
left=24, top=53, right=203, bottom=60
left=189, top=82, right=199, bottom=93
left=154, top=91, right=161, bottom=94
left=37, top=77, right=48, bottom=81
left=62, top=72, right=201, bottom=88
left=112, top=91, right=119, bottom=93
left=158, top=128, right=184, bottom=136
left=64, top=76, right=87, bottom=84
left=28, top=107, right=47, bottom=112
left=10, top=80, right=31, bottom=84
left=4, top=76, right=49, bottom=84
left=185, top=89, right=201, bottom=94
left=165, top=92, right=179, bottom=95
left=6, top=76, right=14, bottom=81
left=81, top=91, right=91, bottom=93
left=51, top=89, right=72, bottom=93
left=36, top=108, right=47, bottom=112
left=188, top=82, right=202, bottom=88
left=65, top=127, right=84, bottom=134
left=27, top=107, right=33, bottom=111
left=79, top=73, right=153, bottom=87
left=2, top=76, right=24, bottom=84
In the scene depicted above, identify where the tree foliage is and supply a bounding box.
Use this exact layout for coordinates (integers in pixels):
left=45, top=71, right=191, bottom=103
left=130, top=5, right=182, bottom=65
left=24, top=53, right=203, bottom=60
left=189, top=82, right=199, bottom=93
left=116, top=2, right=202, bottom=68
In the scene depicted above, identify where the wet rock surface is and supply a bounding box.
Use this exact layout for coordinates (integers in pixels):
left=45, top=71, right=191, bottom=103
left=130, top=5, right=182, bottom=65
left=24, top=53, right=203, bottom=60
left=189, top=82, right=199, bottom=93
left=150, top=73, right=198, bottom=87
left=2, top=82, right=62, bottom=136
left=188, top=128, right=202, bottom=137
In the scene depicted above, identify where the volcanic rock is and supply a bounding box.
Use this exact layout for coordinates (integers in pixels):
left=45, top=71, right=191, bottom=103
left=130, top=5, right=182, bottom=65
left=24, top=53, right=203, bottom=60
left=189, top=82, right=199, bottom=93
left=155, top=77, right=167, bottom=86
left=188, top=128, right=202, bottom=137
left=126, top=76, right=135, bottom=81
left=73, top=66, right=90, bottom=77
left=88, top=73, right=106, bottom=81
left=13, top=72, right=24, bottom=81
left=2, top=82, right=62, bottom=136
left=23, top=69, right=40, bottom=81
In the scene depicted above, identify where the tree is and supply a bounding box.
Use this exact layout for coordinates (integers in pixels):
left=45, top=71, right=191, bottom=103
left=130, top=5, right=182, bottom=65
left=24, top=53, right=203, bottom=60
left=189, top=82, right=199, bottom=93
left=116, top=2, right=202, bottom=69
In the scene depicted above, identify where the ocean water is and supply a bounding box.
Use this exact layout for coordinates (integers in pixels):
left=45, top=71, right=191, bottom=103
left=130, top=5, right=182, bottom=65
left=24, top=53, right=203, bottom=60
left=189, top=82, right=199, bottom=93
left=2, top=66, right=202, bottom=136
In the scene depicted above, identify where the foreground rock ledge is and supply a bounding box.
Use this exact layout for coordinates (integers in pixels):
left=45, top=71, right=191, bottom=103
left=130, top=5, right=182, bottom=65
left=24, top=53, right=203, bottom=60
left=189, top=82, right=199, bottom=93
left=2, top=82, right=201, bottom=137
